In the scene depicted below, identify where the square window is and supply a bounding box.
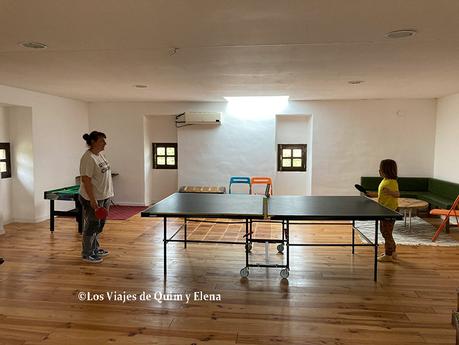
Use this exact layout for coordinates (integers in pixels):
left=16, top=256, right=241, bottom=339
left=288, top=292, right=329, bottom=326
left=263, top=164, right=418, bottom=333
left=292, top=149, right=302, bottom=158
left=282, top=159, right=292, bottom=167
left=157, top=147, right=165, bottom=155
left=278, top=144, right=306, bottom=172
left=0, top=143, right=11, bottom=178
left=292, top=159, right=302, bottom=167
left=166, top=147, right=175, bottom=155
left=153, top=143, right=178, bottom=169
left=282, top=149, right=291, bottom=157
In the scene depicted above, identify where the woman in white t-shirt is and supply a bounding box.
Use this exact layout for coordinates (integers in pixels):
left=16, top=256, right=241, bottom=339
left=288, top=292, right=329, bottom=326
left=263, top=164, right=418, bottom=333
left=79, top=131, right=114, bottom=263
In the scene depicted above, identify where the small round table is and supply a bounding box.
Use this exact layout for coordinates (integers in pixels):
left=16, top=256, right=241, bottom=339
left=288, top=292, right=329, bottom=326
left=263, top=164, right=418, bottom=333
left=371, top=197, right=429, bottom=230
left=397, top=198, right=429, bottom=230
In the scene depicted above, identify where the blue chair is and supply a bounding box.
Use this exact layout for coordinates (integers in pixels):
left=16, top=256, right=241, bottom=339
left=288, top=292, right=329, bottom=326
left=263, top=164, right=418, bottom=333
left=229, top=176, right=251, bottom=194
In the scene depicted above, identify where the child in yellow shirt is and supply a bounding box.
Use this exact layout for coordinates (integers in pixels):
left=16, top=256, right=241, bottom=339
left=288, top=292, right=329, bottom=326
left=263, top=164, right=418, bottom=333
left=367, top=159, right=400, bottom=262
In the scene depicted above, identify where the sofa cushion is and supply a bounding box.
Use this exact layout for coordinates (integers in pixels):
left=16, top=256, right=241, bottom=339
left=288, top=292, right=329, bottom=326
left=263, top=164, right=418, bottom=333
left=398, top=177, right=429, bottom=191
left=416, top=192, right=454, bottom=209
left=361, top=177, right=429, bottom=192
left=428, top=179, right=459, bottom=200
left=399, top=191, right=427, bottom=198
left=360, top=177, right=382, bottom=191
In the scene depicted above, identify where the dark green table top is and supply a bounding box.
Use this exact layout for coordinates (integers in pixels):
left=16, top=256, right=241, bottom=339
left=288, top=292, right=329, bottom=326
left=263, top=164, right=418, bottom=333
left=142, top=193, right=403, bottom=221
left=44, top=185, right=80, bottom=200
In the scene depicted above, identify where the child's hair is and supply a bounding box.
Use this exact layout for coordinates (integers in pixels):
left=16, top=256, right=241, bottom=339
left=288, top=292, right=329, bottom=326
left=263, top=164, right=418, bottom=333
left=379, top=159, right=398, bottom=179
left=82, top=131, right=106, bottom=147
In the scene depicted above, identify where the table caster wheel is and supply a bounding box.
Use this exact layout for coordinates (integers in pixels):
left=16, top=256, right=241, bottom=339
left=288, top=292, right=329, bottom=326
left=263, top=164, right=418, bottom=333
left=245, top=243, right=252, bottom=252
left=240, top=267, right=249, bottom=278
left=277, top=244, right=284, bottom=253
left=280, top=268, right=289, bottom=279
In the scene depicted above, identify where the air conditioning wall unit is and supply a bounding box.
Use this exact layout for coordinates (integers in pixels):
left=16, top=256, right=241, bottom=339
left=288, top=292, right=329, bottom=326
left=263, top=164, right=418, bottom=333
left=179, top=112, right=222, bottom=125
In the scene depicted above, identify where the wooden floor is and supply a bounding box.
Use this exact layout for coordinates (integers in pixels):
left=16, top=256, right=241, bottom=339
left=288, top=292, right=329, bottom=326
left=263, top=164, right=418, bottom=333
left=0, top=215, right=458, bottom=345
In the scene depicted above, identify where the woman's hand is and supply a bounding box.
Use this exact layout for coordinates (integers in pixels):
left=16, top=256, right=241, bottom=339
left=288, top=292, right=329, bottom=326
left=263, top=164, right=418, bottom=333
left=90, top=199, right=98, bottom=210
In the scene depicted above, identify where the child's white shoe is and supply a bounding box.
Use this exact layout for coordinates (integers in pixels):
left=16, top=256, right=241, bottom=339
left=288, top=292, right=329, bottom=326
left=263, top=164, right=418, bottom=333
left=377, top=254, right=394, bottom=262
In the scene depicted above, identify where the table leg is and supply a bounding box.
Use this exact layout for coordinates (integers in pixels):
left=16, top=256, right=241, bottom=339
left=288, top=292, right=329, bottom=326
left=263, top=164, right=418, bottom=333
left=404, top=208, right=407, bottom=228
left=352, top=220, right=355, bottom=254
left=245, top=219, right=249, bottom=269
left=374, top=220, right=379, bottom=282
left=184, top=217, right=187, bottom=249
left=286, top=220, right=290, bottom=271
left=50, top=200, right=55, bottom=232
left=163, top=217, right=167, bottom=277
left=409, top=208, right=412, bottom=231
left=282, top=220, right=285, bottom=243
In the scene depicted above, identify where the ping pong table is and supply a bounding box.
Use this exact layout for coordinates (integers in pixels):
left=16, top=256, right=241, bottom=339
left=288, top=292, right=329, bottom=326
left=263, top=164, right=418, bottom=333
left=141, top=193, right=402, bottom=281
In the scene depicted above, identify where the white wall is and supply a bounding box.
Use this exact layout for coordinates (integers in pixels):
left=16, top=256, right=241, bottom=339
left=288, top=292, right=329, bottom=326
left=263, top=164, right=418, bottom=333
left=88, top=105, right=146, bottom=205
left=0, top=84, right=89, bottom=222
left=88, top=102, right=225, bottom=205
left=288, top=99, right=437, bottom=195
left=0, top=106, right=12, bottom=227
left=32, top=100, right=89, bottom=220
left=434, top=93, right=459, bottom=183
left=275, top=115, right=312, bottom=195
left=178, top=109, right=276, bottom=189
left=8, top=106, right=35, bottom=222
left=144, top=115, right=177, bottom=204
left=89, top=99, right=436, bottom=203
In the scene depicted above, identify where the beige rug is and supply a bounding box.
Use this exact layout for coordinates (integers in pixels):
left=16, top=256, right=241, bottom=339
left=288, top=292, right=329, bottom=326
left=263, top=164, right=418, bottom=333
left=355, top=217, right=459, bottom=246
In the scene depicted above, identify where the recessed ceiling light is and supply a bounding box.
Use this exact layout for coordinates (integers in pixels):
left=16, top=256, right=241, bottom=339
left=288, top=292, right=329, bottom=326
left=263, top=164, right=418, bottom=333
left=19, top=41, right=48, bottom=49
left=348, top=80, right=364, bottom=85
left=134, top=85, right=148, bottom=88
left=385, top=29, right=417, bottom=39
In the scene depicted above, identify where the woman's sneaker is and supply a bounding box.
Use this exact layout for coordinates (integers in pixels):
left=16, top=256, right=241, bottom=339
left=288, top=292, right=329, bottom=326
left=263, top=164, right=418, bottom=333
left=96, top=249, right=109, bottom=257
left=82, top=255, right=103, bottom=263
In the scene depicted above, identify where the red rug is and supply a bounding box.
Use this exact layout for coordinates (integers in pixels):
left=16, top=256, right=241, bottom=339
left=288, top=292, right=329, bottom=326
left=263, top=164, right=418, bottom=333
left=107, top=205, right=146, bottom=220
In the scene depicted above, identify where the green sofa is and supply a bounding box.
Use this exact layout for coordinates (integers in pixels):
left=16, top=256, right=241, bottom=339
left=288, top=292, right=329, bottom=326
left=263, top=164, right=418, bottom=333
left=360, top=177, right=459, bottom=209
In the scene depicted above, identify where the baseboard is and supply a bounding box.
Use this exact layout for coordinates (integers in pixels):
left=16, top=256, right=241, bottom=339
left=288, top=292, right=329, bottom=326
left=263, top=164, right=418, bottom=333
left=34, top=215, right=50, bottom=223
left=11, top=218, right=38, bottom=223
left=113, top=202, right=147, bottom=207
left=10, top=216, right=50, bottom=224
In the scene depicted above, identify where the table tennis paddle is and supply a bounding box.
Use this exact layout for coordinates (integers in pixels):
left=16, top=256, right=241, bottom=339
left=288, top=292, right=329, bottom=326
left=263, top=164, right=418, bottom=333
left=354, top=184, right=368, bottom=195
left=95, top=207, right=108, bottom=220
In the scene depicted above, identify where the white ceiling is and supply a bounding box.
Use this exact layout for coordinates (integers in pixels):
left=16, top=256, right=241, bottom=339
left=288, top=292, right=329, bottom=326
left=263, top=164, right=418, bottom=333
left=1, top=0, right=459, bottom=102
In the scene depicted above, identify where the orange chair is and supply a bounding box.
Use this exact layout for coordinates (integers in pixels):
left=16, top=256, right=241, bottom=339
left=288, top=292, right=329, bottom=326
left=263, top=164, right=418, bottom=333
left=431, top=195, right=459, bottom=241
left=250, top=177, right=273, bottom=196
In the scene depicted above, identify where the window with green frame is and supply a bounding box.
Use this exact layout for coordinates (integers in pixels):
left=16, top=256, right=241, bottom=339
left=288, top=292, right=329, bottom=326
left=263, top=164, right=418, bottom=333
left=277, top=144, right=306, bottom=172
left=153, top=143, right=178, bottom=169
left=0, top=143, right=11, bottom=178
